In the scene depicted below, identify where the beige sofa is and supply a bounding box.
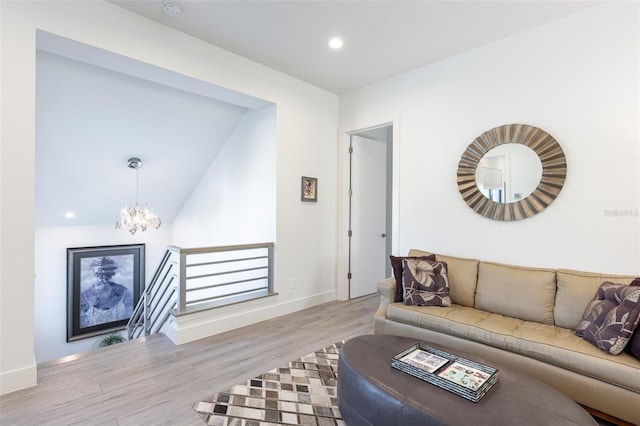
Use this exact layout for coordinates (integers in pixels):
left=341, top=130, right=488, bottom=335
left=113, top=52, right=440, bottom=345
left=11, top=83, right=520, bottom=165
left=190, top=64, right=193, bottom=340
left=374, top=249, right=640, bottom=425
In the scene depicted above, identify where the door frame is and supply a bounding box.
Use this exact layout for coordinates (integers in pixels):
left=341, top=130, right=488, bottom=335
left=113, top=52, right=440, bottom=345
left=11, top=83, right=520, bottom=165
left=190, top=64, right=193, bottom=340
left=337, top=117, right=401, bottom=301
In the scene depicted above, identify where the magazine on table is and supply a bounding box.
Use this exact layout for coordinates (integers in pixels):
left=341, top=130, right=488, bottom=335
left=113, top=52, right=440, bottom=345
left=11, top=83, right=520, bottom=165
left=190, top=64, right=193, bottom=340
left=399, top=348, right=449, bottom=373
left=437, top=362, right=491, bottom=391
left=391, top=343, right=499, bottom=402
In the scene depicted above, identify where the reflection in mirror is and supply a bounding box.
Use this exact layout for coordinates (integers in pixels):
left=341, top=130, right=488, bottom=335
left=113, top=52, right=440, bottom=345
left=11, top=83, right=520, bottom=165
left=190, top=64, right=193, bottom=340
left=475, top=143, right=542, bottom=203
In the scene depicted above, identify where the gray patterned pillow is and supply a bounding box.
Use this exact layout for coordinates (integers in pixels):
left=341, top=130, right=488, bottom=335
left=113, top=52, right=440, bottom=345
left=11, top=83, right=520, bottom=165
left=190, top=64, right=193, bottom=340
left=402, top=259, right=451, bottom=307
left=390, top=255, right=436, bottom=302
left=575, top=281, right=640, bottom=355
left=626, top=279, right=640, bottom=359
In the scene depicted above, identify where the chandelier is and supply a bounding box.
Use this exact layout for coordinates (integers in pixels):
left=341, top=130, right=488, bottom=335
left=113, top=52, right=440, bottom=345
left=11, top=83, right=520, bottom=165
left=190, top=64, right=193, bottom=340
left=115, top=157, right=161, bottom=235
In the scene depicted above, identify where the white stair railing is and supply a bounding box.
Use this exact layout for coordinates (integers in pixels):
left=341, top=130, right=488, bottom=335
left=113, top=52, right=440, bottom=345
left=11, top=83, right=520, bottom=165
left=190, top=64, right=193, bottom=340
left=127, top=242, right=275, bottom=339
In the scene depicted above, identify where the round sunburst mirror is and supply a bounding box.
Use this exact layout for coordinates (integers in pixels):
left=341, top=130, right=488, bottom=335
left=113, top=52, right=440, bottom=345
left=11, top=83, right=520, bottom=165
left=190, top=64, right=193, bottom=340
left=457, top=124, right=567, bottom=221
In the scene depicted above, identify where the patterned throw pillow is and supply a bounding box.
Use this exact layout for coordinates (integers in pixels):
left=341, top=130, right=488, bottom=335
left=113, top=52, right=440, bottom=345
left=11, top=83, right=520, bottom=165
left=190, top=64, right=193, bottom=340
left=402, top=259, right=451, bottom=307
left=575, top=281, right=640, bottom=355
left=625, top=279, right=640, bottom=360
left=390, top=254, right=436, bottom=302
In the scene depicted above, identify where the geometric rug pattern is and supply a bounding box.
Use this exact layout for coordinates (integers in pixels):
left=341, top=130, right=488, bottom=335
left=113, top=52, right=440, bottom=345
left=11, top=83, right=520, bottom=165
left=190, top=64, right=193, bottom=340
left=193, top=342, right=345, bottom=426
left=193, top=340, right=614, bottom=426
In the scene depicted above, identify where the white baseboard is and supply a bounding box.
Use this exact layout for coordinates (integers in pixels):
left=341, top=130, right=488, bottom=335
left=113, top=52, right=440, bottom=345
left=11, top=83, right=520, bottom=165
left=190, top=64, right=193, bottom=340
left=0, top=362, right=37, bottom=395
left=164, top=290, right=336, bottom=345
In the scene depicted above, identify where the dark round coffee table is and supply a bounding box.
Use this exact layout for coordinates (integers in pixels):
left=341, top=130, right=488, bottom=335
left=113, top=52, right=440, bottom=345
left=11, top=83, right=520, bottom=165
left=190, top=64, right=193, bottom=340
left=338, top=335, right=598, bottom=426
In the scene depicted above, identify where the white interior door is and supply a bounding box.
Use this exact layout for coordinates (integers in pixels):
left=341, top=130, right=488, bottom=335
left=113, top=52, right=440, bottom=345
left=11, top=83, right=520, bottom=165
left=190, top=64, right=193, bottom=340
left=349, top=134, right=387, bottom=298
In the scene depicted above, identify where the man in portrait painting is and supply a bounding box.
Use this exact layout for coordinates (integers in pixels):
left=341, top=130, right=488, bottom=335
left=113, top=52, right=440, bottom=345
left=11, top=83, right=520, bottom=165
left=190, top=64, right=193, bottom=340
left=80, top=256, right=133, bottom=328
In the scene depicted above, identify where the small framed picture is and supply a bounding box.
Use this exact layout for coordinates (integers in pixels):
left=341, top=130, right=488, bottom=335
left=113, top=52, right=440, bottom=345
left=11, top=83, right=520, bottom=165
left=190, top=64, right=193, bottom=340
left=301, top=176, right=318, bottom=202
left=67, top=244, right=145, bottom=341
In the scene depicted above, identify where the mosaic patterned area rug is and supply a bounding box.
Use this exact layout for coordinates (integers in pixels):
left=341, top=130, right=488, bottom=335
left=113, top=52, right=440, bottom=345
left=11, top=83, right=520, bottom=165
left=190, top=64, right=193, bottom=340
left=194, top=342, right=345, bottom=426
left=194, top=340, right=613, bottom=426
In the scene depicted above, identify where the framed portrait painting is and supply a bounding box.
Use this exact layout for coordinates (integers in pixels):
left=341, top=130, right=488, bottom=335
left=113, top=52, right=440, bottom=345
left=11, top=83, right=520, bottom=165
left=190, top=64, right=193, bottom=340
left=301, top=176, right=318, bottom=202
left=67, top=244, right=144, bottom=341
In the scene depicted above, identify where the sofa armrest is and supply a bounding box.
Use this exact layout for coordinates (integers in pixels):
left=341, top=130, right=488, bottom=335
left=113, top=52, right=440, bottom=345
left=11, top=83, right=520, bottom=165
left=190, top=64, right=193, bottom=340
left=374, top=277, right=397, bottom=334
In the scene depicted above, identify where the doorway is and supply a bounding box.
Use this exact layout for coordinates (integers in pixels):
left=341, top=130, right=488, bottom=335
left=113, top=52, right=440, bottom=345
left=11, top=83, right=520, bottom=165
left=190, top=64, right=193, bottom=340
left=348, top=125, right=393, bottom=299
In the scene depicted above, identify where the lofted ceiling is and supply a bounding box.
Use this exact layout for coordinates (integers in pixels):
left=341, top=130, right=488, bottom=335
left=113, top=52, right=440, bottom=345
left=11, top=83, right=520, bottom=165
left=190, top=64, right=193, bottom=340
left=36, top=1, right=601, bottom=228
left=36, top=50, right=253, bottom=227
left=34, top=28, right=275, bottom=228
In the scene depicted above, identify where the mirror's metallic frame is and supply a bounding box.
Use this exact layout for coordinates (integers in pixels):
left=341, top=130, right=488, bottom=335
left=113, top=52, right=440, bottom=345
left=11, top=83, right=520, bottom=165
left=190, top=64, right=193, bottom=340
left=457, top=124, right=567, bottom=221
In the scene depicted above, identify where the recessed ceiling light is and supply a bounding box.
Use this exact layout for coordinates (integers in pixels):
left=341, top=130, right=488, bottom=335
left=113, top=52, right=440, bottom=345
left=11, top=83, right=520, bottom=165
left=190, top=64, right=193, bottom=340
left=163, top=2, right=182, bottom=17
left=328, top=37, right=344, bottom=49
left=65, top=211, right=75, bottom=219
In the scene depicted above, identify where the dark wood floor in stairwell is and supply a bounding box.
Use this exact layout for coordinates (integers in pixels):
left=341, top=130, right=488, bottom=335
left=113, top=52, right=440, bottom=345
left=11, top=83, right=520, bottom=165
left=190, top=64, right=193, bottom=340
left=0, top=295, right=378, bottom=426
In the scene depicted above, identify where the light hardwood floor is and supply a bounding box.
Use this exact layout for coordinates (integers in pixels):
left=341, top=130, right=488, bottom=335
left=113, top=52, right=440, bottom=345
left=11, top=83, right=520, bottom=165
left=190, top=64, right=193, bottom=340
left=0, top=295, right=378, bottom=426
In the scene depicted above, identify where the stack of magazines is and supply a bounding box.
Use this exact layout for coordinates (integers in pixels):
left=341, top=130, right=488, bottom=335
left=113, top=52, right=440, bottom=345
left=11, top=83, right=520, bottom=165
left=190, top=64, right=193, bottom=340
left=391, top=344, right=499, bottom=402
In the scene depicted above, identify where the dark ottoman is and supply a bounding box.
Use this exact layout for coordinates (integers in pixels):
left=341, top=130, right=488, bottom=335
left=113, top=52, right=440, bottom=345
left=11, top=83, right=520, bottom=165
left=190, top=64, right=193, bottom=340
left=337, top=335, right=597, bottom=426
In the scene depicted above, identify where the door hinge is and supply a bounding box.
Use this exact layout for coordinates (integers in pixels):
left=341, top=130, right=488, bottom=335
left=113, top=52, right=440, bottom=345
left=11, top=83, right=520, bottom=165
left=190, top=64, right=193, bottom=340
left=347, top=272, right=352, bottom=279
left=348, top=189, right=352, bottom=197
left=348, top=230, right=352, bottom=237
left=348, top=146, right=353, bottom=154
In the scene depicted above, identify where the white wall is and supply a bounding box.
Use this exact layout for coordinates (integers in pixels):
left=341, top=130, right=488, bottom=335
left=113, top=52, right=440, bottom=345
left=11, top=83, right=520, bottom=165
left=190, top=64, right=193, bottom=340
left=171, top=106, right=276, bottom=247
left=340, top=1, right=639, bottom=274
left=1, top=1, right=338, bottom=394
left=34, top=225, right=172, bottom=363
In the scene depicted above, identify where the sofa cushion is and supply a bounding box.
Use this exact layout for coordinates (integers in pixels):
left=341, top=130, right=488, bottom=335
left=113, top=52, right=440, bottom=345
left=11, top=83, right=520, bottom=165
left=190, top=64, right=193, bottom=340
left=402, top=259, right=451, bottom=307
left=475, top=262, right=556, bottom=325
left=390, top=254, right=436, bottom=302
left=386, top=303, right=640, bottom=393
left=575, top=281, right=640, bottom=355
left=408, top=250, right=479, bottom=307
left=555, top=269, right=639, bottom=330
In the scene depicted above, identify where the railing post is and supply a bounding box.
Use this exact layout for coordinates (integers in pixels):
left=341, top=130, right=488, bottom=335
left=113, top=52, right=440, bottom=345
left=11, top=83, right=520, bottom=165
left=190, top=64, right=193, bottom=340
left=143, top=291, right=149, bottom=336
left=267, top=243, right=274, bottom=293
left=177, top=250, right=187, bottom=313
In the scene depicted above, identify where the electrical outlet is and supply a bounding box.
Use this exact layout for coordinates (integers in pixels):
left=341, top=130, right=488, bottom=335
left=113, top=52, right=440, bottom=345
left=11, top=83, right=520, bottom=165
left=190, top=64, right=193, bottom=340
left=290, top=279, right=296, bottom=289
